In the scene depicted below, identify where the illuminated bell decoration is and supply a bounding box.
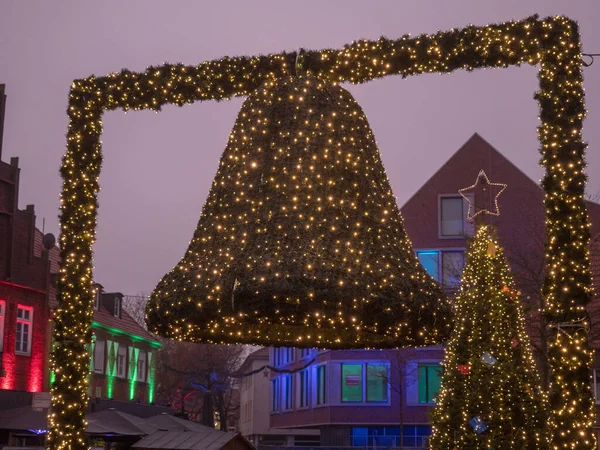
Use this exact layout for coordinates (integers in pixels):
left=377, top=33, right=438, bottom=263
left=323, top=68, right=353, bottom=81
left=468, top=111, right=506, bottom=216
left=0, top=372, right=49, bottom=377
left=146, top=75, right=451, bottom=349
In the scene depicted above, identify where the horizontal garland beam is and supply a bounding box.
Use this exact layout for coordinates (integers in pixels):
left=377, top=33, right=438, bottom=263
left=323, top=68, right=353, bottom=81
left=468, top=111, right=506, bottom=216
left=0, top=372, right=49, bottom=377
left=49, top=14, right=593, bottom=450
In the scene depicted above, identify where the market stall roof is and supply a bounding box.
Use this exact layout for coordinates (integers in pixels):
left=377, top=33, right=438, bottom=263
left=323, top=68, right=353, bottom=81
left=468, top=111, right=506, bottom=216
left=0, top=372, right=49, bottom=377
left=0, top=406, right=47, bottom=432
left=145, top=413, right=203, bottom=431
left=132, top=417, right=252, bottom=450
left=86, top=409, right=157, bottom=436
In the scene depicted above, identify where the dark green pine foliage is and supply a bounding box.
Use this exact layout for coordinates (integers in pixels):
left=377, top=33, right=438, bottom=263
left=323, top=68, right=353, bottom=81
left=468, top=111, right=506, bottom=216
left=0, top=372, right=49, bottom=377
left=430, top=225, right=548, bottom=449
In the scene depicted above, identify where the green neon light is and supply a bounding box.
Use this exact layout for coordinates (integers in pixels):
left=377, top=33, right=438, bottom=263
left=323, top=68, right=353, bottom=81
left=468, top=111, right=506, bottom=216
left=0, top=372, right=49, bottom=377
left=148, top=353, right=155, bottom=404
left=129, top=348, right=139, bottom=401
left=148, top=380, right=154, bottom=404
left=91, top=322, right=162, bottom=348
left=107, top=375, right=114, bottom=399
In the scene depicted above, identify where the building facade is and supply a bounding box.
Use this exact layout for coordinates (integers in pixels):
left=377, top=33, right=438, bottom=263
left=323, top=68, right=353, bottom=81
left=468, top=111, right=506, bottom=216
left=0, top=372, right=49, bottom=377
left=0, top=155, right=57, bottom=393
left=239, top=348, right=319, bottom=448
left=268, top=347, right=442, bottom=448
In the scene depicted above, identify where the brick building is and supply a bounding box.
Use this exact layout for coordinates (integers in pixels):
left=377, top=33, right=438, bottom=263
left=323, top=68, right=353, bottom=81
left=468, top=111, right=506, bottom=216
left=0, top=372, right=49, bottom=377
left=87, top=285, right=161, bottom=405
left=0, top=155, right=56, bottom=393
left=0, top=85, right=167, bottom=447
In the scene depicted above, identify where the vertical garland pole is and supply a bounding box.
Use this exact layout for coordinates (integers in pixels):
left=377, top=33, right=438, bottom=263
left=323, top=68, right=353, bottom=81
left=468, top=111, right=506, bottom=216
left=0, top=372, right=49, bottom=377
left=539, top=17, right=596, bottom=449
left=47, top=78, right=103, bottom=450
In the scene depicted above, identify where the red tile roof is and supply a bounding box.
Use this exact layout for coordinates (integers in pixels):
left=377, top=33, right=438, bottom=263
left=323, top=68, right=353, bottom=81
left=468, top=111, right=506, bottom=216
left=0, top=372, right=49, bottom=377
left=93, top=305, right=160, bottom=345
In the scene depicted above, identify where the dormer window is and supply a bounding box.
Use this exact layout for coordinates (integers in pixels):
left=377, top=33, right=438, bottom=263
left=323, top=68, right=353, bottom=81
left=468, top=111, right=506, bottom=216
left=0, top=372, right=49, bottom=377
left=114, top=297, right=121, bottom=318
left=93, top=290, right=100, bottom=311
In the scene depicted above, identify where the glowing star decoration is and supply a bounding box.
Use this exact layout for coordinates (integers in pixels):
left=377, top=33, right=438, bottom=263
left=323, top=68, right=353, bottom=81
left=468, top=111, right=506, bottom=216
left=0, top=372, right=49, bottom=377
left=458, top=170, right=507, bottom=220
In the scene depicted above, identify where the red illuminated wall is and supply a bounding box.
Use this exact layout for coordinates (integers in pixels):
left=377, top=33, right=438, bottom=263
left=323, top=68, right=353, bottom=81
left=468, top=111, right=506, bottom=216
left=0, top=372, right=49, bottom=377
left=0, top=282, right=48, bottom=392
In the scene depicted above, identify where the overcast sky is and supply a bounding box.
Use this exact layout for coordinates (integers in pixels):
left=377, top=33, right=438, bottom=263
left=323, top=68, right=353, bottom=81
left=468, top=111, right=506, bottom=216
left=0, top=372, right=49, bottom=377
left=0, top=0, right=598, bottom=296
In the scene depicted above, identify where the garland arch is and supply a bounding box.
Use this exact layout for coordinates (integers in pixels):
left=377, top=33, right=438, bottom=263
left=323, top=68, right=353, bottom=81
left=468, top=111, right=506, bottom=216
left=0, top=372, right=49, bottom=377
left=48, top=15, right=594, bottom=450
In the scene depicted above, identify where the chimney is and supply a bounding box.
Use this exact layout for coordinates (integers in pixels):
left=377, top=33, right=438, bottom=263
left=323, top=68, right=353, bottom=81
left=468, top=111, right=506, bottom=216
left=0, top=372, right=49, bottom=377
left=0, top=85, right=6, bottom=160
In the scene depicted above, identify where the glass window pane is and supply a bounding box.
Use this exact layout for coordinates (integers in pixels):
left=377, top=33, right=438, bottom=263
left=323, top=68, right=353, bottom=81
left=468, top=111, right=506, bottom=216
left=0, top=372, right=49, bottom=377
left=419, top=363, right=442, bottom=403
left=341, top=363, right=363, bottom=402
left=429, top=365, right=442, bottom=402
left=367, top=363, right=388, bottom=402
left=317, top=365, right=326, bottom=405
left=418, top=365, right=427, bottom=403
left=16, top=322, right=23, bottom=352
left=441, top=197, right=464, bottom=236
left=442, top=251, right=466, bottom=287
left=417, top=251, right=439, bottom=281
left=352, top=427, right=368, bottom=447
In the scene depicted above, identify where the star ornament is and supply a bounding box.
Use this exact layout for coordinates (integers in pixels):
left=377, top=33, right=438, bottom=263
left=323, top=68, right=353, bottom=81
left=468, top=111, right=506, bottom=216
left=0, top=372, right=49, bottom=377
left=458, top=170, right=507, bottom=220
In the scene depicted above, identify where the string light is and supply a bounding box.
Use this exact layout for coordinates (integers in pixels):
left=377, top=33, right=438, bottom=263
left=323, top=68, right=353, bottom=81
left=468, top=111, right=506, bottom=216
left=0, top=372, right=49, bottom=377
left=430, top=226, right=548, bottom=449
left=49, top=15, right=594, bottom=450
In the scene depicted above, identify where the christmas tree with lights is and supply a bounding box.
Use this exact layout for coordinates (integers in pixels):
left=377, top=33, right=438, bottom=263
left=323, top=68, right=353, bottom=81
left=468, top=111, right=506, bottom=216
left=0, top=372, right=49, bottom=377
left=430, top=225, right=548, bottom=449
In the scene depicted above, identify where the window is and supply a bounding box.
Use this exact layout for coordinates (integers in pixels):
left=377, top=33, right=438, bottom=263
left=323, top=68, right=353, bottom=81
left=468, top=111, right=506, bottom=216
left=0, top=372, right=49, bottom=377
left=273, top=348, right=282, bottom=366
left=0, top=300, right=5, bottom=352
left=593, top=369, right=600, bottom=404
left=418, top=363, right=442, bottom=404
left=341, top=363, right=363, bottom=402
left=300, top=348, right=312, bottom=359
left=93, top=290, right=100, bottom=311
left=15, top=305, right=33, bottom=355
left=416, top=250, right=466, bottom=289
left=113, top=297, right=120, bottom=317
left=367, top=363, right=389, bottom=402
left=299, top=369, right=309, bottom=408
left=94, top=339, right=105, bottom=373
left=417, top=251, right=439, bottom=281
left=287, top=347, right=294, bottom=363
left=352, top=427, right=429, bottom=448
left=282, top=374, right=293, bottom=410
left=316, top=365, right=326, bottom=405
left=137, top=350, right=147, bottom=382
left=271, top=377, right=280, bottom=412
left=442, top=251, right=466, bottom=288
left=440, top=196, right=473, bottom=237
left=117, top=345, right=127, bottom=378
left=340, top=363, right=389, bottom=404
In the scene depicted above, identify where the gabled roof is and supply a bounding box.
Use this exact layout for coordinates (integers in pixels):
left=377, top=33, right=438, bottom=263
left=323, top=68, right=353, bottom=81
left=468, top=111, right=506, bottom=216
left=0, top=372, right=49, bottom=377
left=132, top=420, right=248, bottom=450
left=87, top=409, right=157, bottom=436
left=93, top=305, right=160, bottom=347
left=401, top=132, right=543, bottom=209
left=238, top=347, right=269, bottom=373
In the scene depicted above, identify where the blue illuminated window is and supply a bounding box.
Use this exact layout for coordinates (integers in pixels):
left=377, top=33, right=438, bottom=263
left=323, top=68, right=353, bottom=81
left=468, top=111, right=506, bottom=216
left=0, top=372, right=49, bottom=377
left=316, top=365, right=326, bottom=405
left=417, top=251, right=439, bottom=281
left=271, top=377, right=280, bottom=412
left=417, top=250, right=466, bottom=288
left=299, top=369, right=309, bottom=408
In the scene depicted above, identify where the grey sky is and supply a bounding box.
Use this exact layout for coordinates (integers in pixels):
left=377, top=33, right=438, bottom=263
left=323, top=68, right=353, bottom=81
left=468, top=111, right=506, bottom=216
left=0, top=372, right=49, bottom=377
left=0, top=0, right=598, bottom=296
